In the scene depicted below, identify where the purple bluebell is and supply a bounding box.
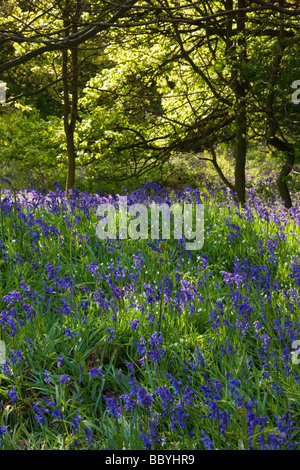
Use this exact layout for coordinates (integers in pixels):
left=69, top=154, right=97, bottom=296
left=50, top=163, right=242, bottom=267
left=137, top=387, right=153, bottom=411
left=83, top=427, right=93, bottom=447
left=7, top=386, right=18, bottom=405
left=103, top=396, right=123, bottom=418
left=71, top=413, right=82, bottom=435
left=89, top=367, right=104, bottom=378
left=59, top=374, right=70, bottom=384
left=165, top=373, right=181, bottom=394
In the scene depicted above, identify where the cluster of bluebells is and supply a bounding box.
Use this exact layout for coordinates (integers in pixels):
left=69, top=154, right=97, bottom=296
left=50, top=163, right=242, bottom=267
left=103, top=368, right=197, bottom=448
left=103, top=361, right=300, bottom=450
left=0, top=180, right=299, bottom=449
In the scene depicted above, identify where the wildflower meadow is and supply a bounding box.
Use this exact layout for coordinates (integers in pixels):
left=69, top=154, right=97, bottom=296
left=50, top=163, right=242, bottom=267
left=0, top=176, right=299, bottom=451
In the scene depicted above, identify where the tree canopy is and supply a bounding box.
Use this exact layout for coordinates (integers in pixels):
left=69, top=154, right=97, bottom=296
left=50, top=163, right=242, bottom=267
left=0, top=1, right=299, bottom=206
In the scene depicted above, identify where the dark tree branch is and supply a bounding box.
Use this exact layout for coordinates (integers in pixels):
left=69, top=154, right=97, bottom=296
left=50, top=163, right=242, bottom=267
left=1, top=1, right=300, bottom=75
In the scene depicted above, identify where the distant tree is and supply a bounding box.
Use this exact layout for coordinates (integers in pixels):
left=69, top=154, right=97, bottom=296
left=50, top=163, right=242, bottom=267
left=263, top=3, right=300, bottom=209
left=0, top=0, right=141, bottom=191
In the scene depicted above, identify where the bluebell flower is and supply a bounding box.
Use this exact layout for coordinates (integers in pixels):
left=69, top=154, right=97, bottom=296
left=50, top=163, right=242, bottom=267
left=227, top=378, right=241, bottom=397
left=83, top=427, right=93, bottom=447
left=134, top=336, right=146, bottom=356
left=196, top=346, right=208, bottom=367
left=155, top=386, right=174, bottom=416
left=44, top=263, right=55, bottom=279
left=275, top=412, right=298, bottom=438
left=25, top=337, right=33, bottom=349
left=59, top=374, right=70, bottom=384
left=60, top=300, right=73, bottom=316
left=70, top=438, right=79, bottom=450
left=137, top=387, right=153, bottom=411
left=125, top=362, right=134, bottom=374
left=199, top=384, right=213, bottom=401
left=1, top=361, right=11, bottom=377
left=72, top=413, right=82, bottom=435
left=86, top=261, right=99, bottom=276
left=19, top=280, right=30, bottom=292
left=89, top=366, right=104, bottom=378
left=63, top=328, right=77, bottom=339
left=33, top=403, right=49, bottom=415
left=146, top=312, right=155, bottom=324
left=182, top=386, right=196, bottom=405
left=147, top=332, right=165, bottom=363
left=44, top=370, right=50, bottom=383
left=226, top=222, right=242, bottom=243
left=165, top=373, right=181, bottom=394
left=33, top=402, right=49, bottom=425
left=208, top=400, right=220, bottom=420
left=120, top=394, right=137, bottom=412
left=170, top=404, right=189, bottom=430
left=270, top=383, right=284, bottom=396
left=56, top=356, right=63, bottom=367
left=130, top=319, right=139, bottom=331
left=148, top=416, right=160, bottom=445
left=128, top=374, right=138, bottom=396
left=244, top=400, right=268, bottom=437
left=2, top=291, right=23, bottom=305
left=140, top=432, right=152, bottom=450
left=200, top=430, right=215, bottom=450
left=219, top=410, right=232, bottom=436
left=0, top=426, right=7, bottom=438
left=52, top=408, right=64, bottom=419
left=107, top=327, right=115, bottom=342
left=22, top=303, right=36, bottom=321
left=7, top=386, right=18, bottom=405
left=103, top=396, right=123, bottom=418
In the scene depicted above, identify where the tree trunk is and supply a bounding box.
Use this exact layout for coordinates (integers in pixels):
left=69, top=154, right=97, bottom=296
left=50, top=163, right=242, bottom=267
left=277, top=148, right=295, bottom=209
left=65, top=124, right=76, bottom=190
left=63, top=43, right=78, bottom=192
left=62, top=2, right=79, bottom=193
left=234, top=89, right=247, bottom=205
left=226, top=0, right=247, bottom=205
left=268, top=137, right=295, bottom=209
left=265, top=4, right=294, bottom=209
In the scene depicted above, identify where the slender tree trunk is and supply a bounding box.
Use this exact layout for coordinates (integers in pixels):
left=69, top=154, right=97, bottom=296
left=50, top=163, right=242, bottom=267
left=268, top=137, right=295, bottom=209
left=234, top=87, right=247, bottom=204
left=62, top=45, right=76, bottom=191
left=265, top=2, right=294, bottom=208
left=277, top=146, right=295, bottom=209
left=234, top=0, right=247, bottom=205
left=65, top=119, right=76, bottom=190
left=62, top=1, right=79, bottom=193
left=226, top=0, right=247, bottom=205
left=63, top=43, right=78, bottom=192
